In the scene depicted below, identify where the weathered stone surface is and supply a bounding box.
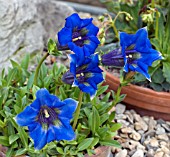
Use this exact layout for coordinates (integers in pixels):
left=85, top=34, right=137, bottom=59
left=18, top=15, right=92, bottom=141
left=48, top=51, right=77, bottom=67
left=0, top=0, right=74, bottom=70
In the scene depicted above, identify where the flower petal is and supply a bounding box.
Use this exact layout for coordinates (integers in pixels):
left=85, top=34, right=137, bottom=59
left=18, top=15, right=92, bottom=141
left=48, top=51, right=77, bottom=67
left=47, top=125, right=56, bottom=143
left=85, top=23, right=99, bottom=36
left=36, top=88, right=60, bottom=107
left=140, top=49, right=162, bottom=66
left=58, top=98, right=78, bottom=119
left=68, top=43, right=85, bottom=66
left=78, top=83, right=96, bottom=97
left=87, top=73, right=104, bottom=85
left=53, top=124, right=75, bottom=141
left=58, top=27, right=72, bottom=46
left=119, top=32, right=136, bottom=48
left=84, top=38, right=100, bottom=54
left=65, top=13, right=81, bottom=28
left=28, top=122, right=39, bottom=132
left=135, top=27, right=148, bottom=49
left=15, top=105, right=38, bottom=126
left=65, top=13, right=93, bottom=29
left=29, top=123, right=47, bottom=150
left=85, top=54, right=99, bottom=71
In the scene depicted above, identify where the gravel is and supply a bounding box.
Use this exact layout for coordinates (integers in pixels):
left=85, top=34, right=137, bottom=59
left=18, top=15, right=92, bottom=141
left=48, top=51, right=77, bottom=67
left=112, top=103, right=170, bottom=157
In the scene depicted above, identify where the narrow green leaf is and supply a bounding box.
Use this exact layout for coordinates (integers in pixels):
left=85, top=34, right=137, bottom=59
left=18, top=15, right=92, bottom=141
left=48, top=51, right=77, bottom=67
left=77, top=138, right=94, bottom=151
left=7, top=68, right=18, bottom=86
left=18, top=127, right=28, bottom=148
left=100, top=140, right=121, bottom=148
left=108, top=111, right=116, bottom=122
left=89, top=137, right=99, bottom=148
left=118, top=94, right=126, bottom=103
left=83, top=107, right=91, bottom=119
left=9, top=117, right=18, bottom=129
left=0, top=136, right=9, bottom=146
left=44, top=75, right=53, bottom=88
left=102, top=92, right=111, bottom=102
left=73, top=88, right=81, bottom=99
left=10, top=60, right=20, bottom=68
left=90, top=106, right=100, bottom=134
left=96, top=85, right=108, bottom=96
left=59, top=86, right=67, bottom=100
left=111, top=123, right=122, bottom=132
left=27, top=73, right=34, bottom=89
left=98, top=102, right=112, bottom=114
left=6, top=147, right=14, bottom=157
left=15, top=148, right=27, bottom=156
left=21, top=54, right=30, bottom=70
left=0, top=119, right=5, bottom=128
left=56, top=147, right=64, bottom=154
left=9, top=134, right=19, bottom=144
left=100, top=113, right=109, bottom=125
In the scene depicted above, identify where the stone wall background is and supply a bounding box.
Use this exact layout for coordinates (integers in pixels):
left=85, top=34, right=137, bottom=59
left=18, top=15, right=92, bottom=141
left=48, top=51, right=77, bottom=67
left=0, top=0, right=74, bottom=71
left=60, top=0, right=105, bottom=7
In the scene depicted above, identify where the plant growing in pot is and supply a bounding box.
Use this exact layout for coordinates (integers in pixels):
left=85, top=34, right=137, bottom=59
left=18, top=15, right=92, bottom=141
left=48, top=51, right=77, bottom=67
left=0, top=13, right=131, bottom=157
left=99, top=0, right=170, bottom=120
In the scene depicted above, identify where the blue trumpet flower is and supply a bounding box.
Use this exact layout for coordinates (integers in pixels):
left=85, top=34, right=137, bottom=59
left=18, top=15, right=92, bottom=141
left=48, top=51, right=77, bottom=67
left=102, top=28, right=162, bottom=81
left=15, top=89, right=78, bottom=150
left=58, top=13, right=100, bottom=55
left=62, top=46, right=104, bottom=98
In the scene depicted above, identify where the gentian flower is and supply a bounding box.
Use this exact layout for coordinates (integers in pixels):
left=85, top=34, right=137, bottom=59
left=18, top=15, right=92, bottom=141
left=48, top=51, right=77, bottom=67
left=62, top=46, right=104, bottom=98
left=102, top=27, right=162, bottom=80
left=15, top=89, right=78, bottom=150
left=57, top=13, right=100, bottom=55
left=101, top=47, right=125, bottom=67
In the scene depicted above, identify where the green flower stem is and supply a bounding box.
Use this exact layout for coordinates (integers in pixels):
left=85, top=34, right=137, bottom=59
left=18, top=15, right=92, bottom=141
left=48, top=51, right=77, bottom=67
left=151, top=0, right=155, bottom=8
left=107, top=71, right=135, bottom=112
left=109, top=11, right=132, bottom=39
left=107, top=84, right=123, bottom=112
left=33, top=53, right=49, bottom=86
left=155, top=11, right=159, bottom=39
left=73, top=91, right=83, bottom=130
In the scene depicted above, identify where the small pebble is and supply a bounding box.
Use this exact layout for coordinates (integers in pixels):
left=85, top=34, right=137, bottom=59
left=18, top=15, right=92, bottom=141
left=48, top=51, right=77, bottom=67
left=154, top=151, right=164, bottom=157
left=162, top=123, right=170, bottom=132
left=135, top=121, right=148, bottom=131
left=121, top=127, right=133, bottom=134
left=116, top=103, right=126, bottom=114
left=157, top=134, right=169, bottom=141
left=149, top=138, right=159, bottom=147
left=148, top=117, right=157, bottom=130
left=115, top=149, right=127, bottom=157
left=132, top=149, right=144, bottom=157
left=157, top=119, right=166, bottom=125
left=156, top=125, right=166, bottom=135
left=130, top=131, right=141, bottom=141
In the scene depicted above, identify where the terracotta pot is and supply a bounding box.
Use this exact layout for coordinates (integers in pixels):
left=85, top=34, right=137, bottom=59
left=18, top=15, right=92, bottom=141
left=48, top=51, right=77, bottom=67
left=85, top=146, right=112, bottom=157
left=103, top=70, right=170, bottom=121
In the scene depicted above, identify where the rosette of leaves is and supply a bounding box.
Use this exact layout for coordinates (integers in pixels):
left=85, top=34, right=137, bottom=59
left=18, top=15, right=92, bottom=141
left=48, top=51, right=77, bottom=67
left=0, top=55, right=121, bottom=156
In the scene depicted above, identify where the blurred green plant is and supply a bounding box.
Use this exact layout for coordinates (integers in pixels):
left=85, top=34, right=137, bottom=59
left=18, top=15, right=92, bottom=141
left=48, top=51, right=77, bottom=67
left=99, top=0, right=170, bottom=92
